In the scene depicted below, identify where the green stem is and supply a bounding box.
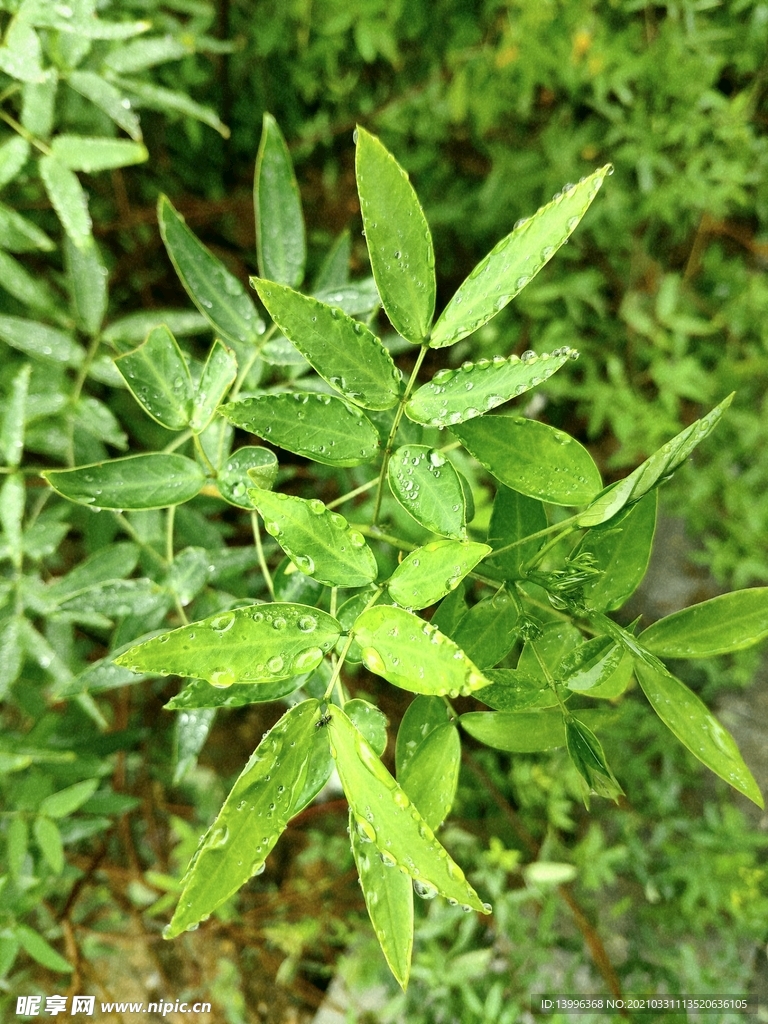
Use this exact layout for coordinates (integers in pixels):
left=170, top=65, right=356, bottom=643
left=166, top=505, right=189, bottom=625
left=530, top=641, right=570, bottom=717
left=229, top=323, right=277, bottom=402
left=163, top=429, right=194, bottom=453
left=491, top=513, right=581, bottom=559
left=355, top=524, right=418, bottom=554
left=326, top=477, right=377, bottom=510
left=193, top=433, right=218, bottom=477
left=323, top=587, right=383, bottom=701
left=520, top=524, right=577, bottom=574
left=372, top=344, right=428, bottom=525
left=251, top=512, right=275, bottom=600
left=114, top=512, right=167, bottom=568
left=0, top=109, right=51, bottom=155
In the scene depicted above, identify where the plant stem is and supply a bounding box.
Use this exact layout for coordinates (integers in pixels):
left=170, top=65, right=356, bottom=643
left=114, top=512, right=166, bottom=568
left=251, top=512, right=274, bottom=600
left=326, top=477, right=377, bottom=510
left=323, top=586, right=382, bottom=701
left=530, top=641, right=570, bottom=716
left=0, top=109, right=51, bottom=155
left=491, top=513, right=581, bottom=559
left=229, top=323, right=277, bottom=401
left=372, top=344, right=428, bottom=525
left=193, top=433, right=218, bottom=477
left=520, top=523, right=577, bottom=574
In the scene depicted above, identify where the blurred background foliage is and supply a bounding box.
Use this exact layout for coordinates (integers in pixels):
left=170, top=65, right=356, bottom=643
left=1, top=0, right=767, bottom=1021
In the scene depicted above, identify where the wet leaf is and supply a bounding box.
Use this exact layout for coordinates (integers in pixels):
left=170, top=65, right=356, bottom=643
left=399, top=723, right=461, bottom=832
left=0, top=202, right=55, bottom=252
left=355, top=127, right=435, bottom=343
left=430, top=167, right=610, bottom=348
left=346, top=699, right=388, bottom=756
left=388, top=445, right=466, bottom=539
left=386, top=540, right=490, bottom=610
left=165, top=699, right=321, bottom=937
left=485, top=486, right=547, bottom=580
left=67, top=70, right=143, bottom=140
left=252, top=278, right=400, bottom=410
left=223, top=392, right=380, bottom=467
left=254, top=114, right=306, bottom=288
left=395, top=695, right=452, bottom=778
left=559, top=636, right=624, bottom=692
left=328, top=706, right=489, bottom=911
left=248, top=490, right=378, bottom=588
left=166, top=676, right=302, bottom=710
left=218, top=447, right=277, bottom=508
left=173, top=707, right=217, bottom=784
left=115, top=325, right=193, bottom=430
left=460, top=708, right=610, bottom=752
left=0, top=365, right=28, bottom=468
left=39, top=155, right=91, bottom=248
left=313, top=228, right=351, bottom=292
left=115, top=603, right=340, bottom=687
left=406, top=348, right=576, bottom=427
left=451, top=591, right=519, bottom=670
left=190, top=340, right=237, bottom=432
left=565, top=717, right=623, bottom=802
left=314, top=278, right=380, bottom=317
left=352, top=605, right=491, bottom=697
left=639, top=589, right=768, bottom=658
left=44, top=453, right=205, bottom=510
left=0, top=315, right=82, bottom=366
left=65, top=235, right=107, bottom=336
left=633, top=659, right=763, bottom=807
left=474, top=669, right=548, bottom=712
left=452, top=414, right=601, bottom=507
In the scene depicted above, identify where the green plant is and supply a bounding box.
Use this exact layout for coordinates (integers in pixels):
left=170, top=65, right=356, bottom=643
left=34, top=120, right=766, bottom=990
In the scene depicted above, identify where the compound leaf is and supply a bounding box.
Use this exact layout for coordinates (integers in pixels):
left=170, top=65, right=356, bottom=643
left=353, top=605, right=491, bottom=697
left=248, top=490, right=378, bottom=588
left=430, top=167, right=610, bottom=348
left=452, top=414, right=601, bottom=507
left=355, top=126, right=435, bottom=343
left=116, top=603, right=340, bottom=686
left=223, top=392, right=380, bottom=467
left=165, top=699, right=321, bottom=937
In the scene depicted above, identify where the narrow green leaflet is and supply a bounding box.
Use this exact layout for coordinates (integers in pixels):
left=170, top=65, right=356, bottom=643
left=0, top=364, right=30, bottom=467
left=577, top=394, right=733, bottom=527
left=1, top=474, right=24, bottom=568
left=430, top=167, right=610, bottom=348
left=350, top=812, right=414, bottom=991
left=173, top=706, right=217, bottom=784
left=116, top=326, right=193, bottom=430
left=450, top=592, right=519, bottom=670
left=328, top=706, right=489, bottom=912
left=485, top=486, right=547, bottom=579
left=102, top=310, right=209, bottom=349
left=559, top=636, right=624, bottom=693
left=386, top=540, right=490, bottom=610
left=34, top=816, right=64, bottom=874
left=452, top=414, right=601, bottom=507
left=291, top=720, right=335, bottom=816
left=65, top=236, right=107, bottom=336
left=314, top=229, right=351, bottom=292
left=254, top=114, right=305, bottom=288
left=0, top=202, right=55, bottom=251
left=190, top=340, right=237, bottom=432
left=388, top=445, right=466, bottom=539
left=639, top=589, right=768, bottom=658
left=218, top=447, right=277, bottom=508
left=7, top=816, right=28, bottom=878
left=565, top=717, right=623, bottom=802
left=165, top=699, right=321, bottom=937
left=355, top=127, right=435, bottom=343
left=460, top=708, right=609, bottom=752
left=406, top=348, right=576, bottom=427
left=399, top=723, right=461, bottom=832
left=252, top=278, right=400, bottom=411
left=0, top=137, right=30, bottom=190
left=0, top=316, right=82, bottom=366
left=395, top=696, right=451, bottom=777
left=158, top=196, right=263, bottom=346
left=353, top=605, right=491, bottom=697
left=14, top=926, right=71, bottom=974
left=39, top=779, right=99, bottom=818
left=67, top=70, right=143, bottom=140
left=223, top=392, right=380, bottom=467
left=110, top=77, right=230, bottom=138
left=166, top=676, right=302, bottom=710
left=50, top=135, right=147, bottom=172
left=117, top=603, right=338, bottom=686
left=474, top=669, right=548, bottom=712
left=575, top=491, right=657, bottom=611
left=102, top=34, right=191, bottom=72
left=38, top=155, right=91, bottom=248
left=315, top=278, right=380, bottom=317
left=633, top=660, right=763, bottom=807
left=248, top=490, right=378, bottom=588
left=43, top=453, right=205, bottom=510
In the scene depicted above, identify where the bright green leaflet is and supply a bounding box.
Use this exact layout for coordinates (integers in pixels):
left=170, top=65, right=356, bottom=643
left=0, top=474, right=24, bottom=566
left=0, top=137, right=30, bottom=189
left=575, top=491, right=658, bottom=612
left=110, top=77, right=229, bottom=138
left=315, top=279, right=380, bottom=317
left=291, top=722, right=335, bottom=817
left=451, top=592, right=519, bottom=670
left=565, top=717, right=623, bottom=801
left=460, top=708, right=611, bottom=753
left=15, top=925, right=72, bottom=974
left=158, top=195, right=264, bottom=346
left=67, top=70, right=143, bottom=140
left=386, top=540, right=490, bottom=610
left=388, top=445, right=466, bottom=539
left=49, top=135, right=148, bottom=173
left=475, top=669, right=548, bottom=712
left=395, top=696, right=451, bottom=778
left=248, top=490, right=378, bottom=588
left=559, top=636, right=624, bottom=693
left=453, top=414, right=602, bottom=507
left=346, top=699, right=388, bottom=756
left=252, top=278, right=400, bottom=411
left=45, top=543, right=140, bottom=601
left=517, top=622, right=583, bottom=690
left=429, top=166, right=610, bottom=348
left=165, top=676, right=302, bottom=710
left=405, top=348, right=575, bottom=427
left=34, top=816, right=63, bottom=874
left=254, top=113, right=306, bottom=288
left=0, top=315, right=82, bottom=366
left=223, top=392, right=380, bottom=467
left=190, top=340, right=237, bottom=432
left=353, top=605, right=491, bottom=697
left=102, top=310, right=210, bottom=349
left=164, top=700, right=321, bottom=937
left=44, top=453, right=205, bottom=510
left=349, top=812, right=414, bottom=991
left=65, top=236, right=107, bottom=336
left=577, top=394, right=734, bottom=527
left=355, top=126, right=435, bottom=343
left=116, top=603, right=340, bottom=686
left=39, top=779, right=99, bottom=819
left=217, top=447, right=277, bottom=508
left=328, top=706, right=489, bottom=912
left=639, top=589, right=768, bottom=658
left=115, top=325, right=193, bottom=430
left=633, top=660, right=763, bottom=807
left=485, top=486, right=547, bottom=580
left=38, top=154, right=91, bottom=248
left=399, top=723, right=461, bottom=832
